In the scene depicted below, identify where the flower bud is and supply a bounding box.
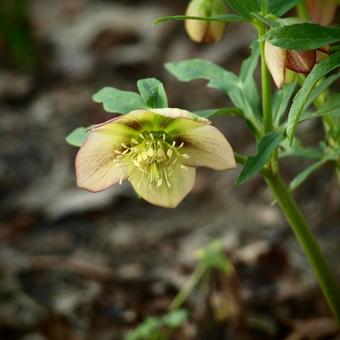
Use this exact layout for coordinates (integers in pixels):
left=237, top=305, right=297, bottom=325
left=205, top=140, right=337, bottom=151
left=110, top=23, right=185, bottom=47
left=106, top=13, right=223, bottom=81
left=265, top=42, right=316, bottom=88
left=185, top=0, right=227, bottom=43
left=307, top=0, right=337, bottom=26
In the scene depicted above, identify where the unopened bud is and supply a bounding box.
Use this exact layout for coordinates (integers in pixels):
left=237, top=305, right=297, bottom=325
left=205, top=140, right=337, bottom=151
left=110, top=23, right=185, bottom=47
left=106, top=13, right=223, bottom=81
left=265, top=42, right=317, bottom=88
left=185, top=0, right=227, bottom=43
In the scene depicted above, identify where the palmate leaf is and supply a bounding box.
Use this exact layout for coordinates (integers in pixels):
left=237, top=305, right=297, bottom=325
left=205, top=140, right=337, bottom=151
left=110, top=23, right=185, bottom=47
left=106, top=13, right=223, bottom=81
left=236, top=130, right=284, bottom=184
left=286, top=52, right=340, bottom=143
left=262, top=23, right=340, bottom=51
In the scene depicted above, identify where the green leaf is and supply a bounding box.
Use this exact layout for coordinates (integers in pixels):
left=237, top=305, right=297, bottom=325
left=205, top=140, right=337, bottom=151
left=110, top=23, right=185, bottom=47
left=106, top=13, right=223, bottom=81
left=162, top=310, right=188, bottom=328
left=289, top=158, right=329, bottom=191
left=165, top=59, right=262, bottom=133
left=236, top=130, right=284, bottom=184
left=154, top=14, right=246, bottom=24
left=268, top=0, right=301, bottom=16
left=224, top=0, right=260, bottom=19
left=305, top=73, right=340, bottom=109
left=239, top=42, right=261, bottom=119
left=251, top=13, right=279, bottom=27
left=262, top=23, right=340, bottom=51
left=301, top=94, right=340, bottom=121
left=286, top=52, right=340, bottom=143
left=137, top=78, right=168, bottom=108
left=273, top=82, right=297, bottom=127
left=92, top=87, right=145, bottom=114
left=127, top=317, right=161, bottom=340
left=194, top=107, right=243, bottom=118
left=65, top=127, right=88, bottom=147
left=279, top=139, right=324, bottom=160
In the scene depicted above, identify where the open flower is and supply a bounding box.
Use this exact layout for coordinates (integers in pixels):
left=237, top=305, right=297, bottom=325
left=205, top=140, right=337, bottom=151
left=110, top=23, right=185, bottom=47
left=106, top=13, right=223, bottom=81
left=76, top=108, right=236, bottom=208
left=264, top=42, right=329, bottom=88
left=185, top=0, right=227, bottom=43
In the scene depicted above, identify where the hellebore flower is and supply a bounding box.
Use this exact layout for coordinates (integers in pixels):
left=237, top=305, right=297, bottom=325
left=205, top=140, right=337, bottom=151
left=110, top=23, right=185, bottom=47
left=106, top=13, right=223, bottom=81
left=76, top=108, right=236, bottom=208
left=264, top=42, right=329, bottom=88
left=185, top=0, right=227, bottom=43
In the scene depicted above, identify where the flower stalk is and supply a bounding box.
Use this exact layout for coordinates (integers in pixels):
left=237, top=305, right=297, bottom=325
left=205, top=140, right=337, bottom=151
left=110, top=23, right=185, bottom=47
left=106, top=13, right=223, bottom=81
left=264, top=172, right=340, bottom=322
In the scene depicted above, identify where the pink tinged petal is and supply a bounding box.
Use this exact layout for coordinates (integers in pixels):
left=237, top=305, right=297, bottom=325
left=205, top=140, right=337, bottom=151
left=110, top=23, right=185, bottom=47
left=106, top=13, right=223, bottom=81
left=286, top=50, right=316, bottom=73
left=180, top=124, right=236, bottom=170
left=265, top=41, right=287, bottom=88
left=76, top=128, right=130, bottom=192
left=130, top=164, right=196, bottom=208
left=307, top=0, right=337, bottom=26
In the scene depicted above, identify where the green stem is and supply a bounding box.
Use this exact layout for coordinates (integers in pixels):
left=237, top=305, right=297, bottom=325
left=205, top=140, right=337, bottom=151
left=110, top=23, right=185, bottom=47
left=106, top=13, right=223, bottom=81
left=264, top=172, right=340, bottom=322
left=296, top=2, right=309, bottom=20
left=168, top=263, right=206, bottom=311
left=259, top=1, right=272, bottom=134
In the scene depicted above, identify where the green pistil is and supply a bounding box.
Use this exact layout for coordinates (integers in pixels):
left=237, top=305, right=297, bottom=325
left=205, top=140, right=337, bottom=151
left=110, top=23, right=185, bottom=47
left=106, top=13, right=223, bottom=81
left=115, top=131, right=189, bottom=188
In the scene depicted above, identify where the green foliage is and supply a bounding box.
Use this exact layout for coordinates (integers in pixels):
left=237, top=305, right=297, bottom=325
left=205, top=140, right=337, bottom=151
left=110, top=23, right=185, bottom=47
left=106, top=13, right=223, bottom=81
left=165, top=55, right=262, bottom=134
left=194, top=107, right=243, bottom=118
left=286, top=52, right=340, bottom=143
left=65, top=127, right=89, bottom=147
left=93, top=87, right=145, bottom=114
left=224, top=0, right=259, bottom=19
left=93, top=78, right=169, bottom=114
left=236, top=131, right=284, bottom=184
left=262, top=23, right=340, bottom=50
left=126, top=309, right=188, bottom=340
left=267, top=0, right=301, bottom=16
left=197, top=241, right=234, bottom=274
left=154, top=14, right=246, bottom=24
left=0, top=0, right=35, bottom=70
left=279, top=139, right=324, bottom=160
left=137, top=78, right=168, bottom=108
left=301, top=94, right=340, bottom=122
left=272, top=82, right=297, bottom=127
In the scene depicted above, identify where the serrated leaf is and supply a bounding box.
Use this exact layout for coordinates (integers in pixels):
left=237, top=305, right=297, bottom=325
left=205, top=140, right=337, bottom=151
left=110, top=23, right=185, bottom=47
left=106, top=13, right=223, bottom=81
left=236, top=131, right=283, bottom=184
left=262, top=23, right=340, bottom=51
left=224, top=0, right=259, bottom=19
left=92, top=87, right=145, bottom=114
left=286, top=52, right=340, bottom=143
left=289, top=158, right=329, bottom=191
left=301, top=94, right=340, bottom=121
left=154, top=14, right=246, bottom=24
left=137, top=78, right=168, bottom=108
left=268, top=0, right=301, bottom=16
left=65, top=127, right=88, bottom=147
left=273, top=82, right=297, bottom=127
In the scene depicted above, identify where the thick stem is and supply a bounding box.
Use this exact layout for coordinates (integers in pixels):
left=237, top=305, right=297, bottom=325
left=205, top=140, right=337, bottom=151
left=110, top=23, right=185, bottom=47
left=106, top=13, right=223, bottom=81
left=296, top=2, right=309, bottom=20
left=264, top=172, right=340, bottom=322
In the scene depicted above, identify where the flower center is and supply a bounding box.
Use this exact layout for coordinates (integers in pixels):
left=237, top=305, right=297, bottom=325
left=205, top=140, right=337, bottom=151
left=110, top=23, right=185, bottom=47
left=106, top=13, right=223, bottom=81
left=115, top=131, right=189, bottom=188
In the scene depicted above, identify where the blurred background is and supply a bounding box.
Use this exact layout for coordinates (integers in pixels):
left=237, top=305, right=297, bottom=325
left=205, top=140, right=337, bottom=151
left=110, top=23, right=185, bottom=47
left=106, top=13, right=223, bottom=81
left=0, top=0, right=339, bottom=339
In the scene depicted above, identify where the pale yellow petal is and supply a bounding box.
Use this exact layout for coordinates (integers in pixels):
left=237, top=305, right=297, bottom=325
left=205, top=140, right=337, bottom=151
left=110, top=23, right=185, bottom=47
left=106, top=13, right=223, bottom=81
left=130, top=164, right=196, bottom=208
left=150, top=108, right=208, bottom=122
left=76, top=131, right=129, bottom=192
left=180, top=124, right=236, bottom=170
left=265, top=41, right=287, bottom=88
